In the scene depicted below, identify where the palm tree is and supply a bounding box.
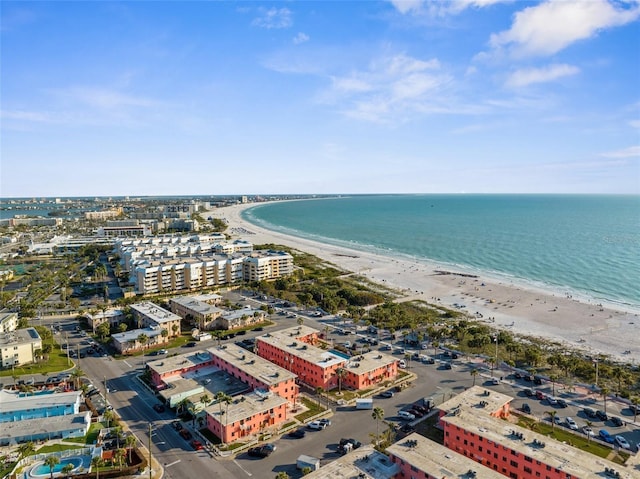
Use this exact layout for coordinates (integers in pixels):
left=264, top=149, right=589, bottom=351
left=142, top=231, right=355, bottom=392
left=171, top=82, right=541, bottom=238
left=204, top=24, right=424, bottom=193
left=585, top=420, right=593, bottom=442
left=103, top=409, right=115, bottom=428
left=125, top=433, right=137, bottom=463
left=200, top=394, right=211, bottom=407
left=176, top=398, right=189, bottom=415
left=372, top=407, right=384, bottom=444
left=470, top=368, right=479, bottom=386
left=601, top=387, right=610, bottom=414
left=114, top=448, right=126, bottom=469
left=61, top=462, right=74, bottom=478
left=91, top=456, right=104, bottom=479
left=71, top=368, right=84, bottom=390
left=545, top=410, right=557, bottom=430
left=336, top=368, right=347, bottom=394
left=17, top=441, right=35, bottom=460
left=297, top=317, right=304, bottom=327
left=549, top=374, right=558, bottom=397
left=137, top=333, right=149, bottom=351
left=275, top=473, right=290, bottom=479
left=631, top=396, right=639, bottom=423
left=44, top=455, right=60, bottom=479
left=315, top=386, right=324, bottom=407
left=215, top=391, right=233, bottom=417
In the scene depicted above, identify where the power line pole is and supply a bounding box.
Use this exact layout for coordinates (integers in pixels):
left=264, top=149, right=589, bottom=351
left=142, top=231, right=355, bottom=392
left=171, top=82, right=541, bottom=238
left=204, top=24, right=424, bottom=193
left=148, top=422, right=152, bottom=479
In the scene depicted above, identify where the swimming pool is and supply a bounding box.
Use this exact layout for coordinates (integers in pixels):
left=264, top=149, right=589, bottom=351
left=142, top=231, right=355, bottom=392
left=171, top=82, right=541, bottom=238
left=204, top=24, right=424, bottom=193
left=30, top=455, right=90, bottom=478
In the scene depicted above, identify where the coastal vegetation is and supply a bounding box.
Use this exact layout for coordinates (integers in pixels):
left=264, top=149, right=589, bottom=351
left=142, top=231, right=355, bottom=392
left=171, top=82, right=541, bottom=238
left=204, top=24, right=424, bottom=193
left=248, top=246, right=640, bottom=400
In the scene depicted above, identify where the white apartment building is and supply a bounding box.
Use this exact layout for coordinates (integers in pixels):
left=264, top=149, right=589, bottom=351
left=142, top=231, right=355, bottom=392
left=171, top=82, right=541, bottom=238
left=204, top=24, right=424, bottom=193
left=0, top=328, right=42, bottom=368
left=0, top=312, right=19, bottom=334
left=130, top=302, right=181, bottom=337
left=243, top=251, right=294, bottom=282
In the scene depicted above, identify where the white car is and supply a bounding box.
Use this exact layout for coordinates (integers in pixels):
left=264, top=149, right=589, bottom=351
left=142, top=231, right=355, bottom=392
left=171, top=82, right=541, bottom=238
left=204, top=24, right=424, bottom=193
left=547, top=396, right=558, bottom=405
left=582, top=426, right=595, bottom=437
left=398, top=410, right=416, bottom=421
left=615, top=435, right=631, bottom=450
left=489, top=377, right=500, bottom=385
left=307, top=420, right=327, bottom=430
left=565, top=417, right=578, bottom=430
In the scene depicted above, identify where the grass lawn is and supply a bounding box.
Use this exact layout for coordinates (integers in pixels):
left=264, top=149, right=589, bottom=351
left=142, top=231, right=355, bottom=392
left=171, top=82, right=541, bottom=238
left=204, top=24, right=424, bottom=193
left=65, top=421, right=104, bottom=445
left=295, top=397, right=325, bottom=422
left=516, top=416, right=629, bottom=464
left=36, top=444, right=83, bottom=454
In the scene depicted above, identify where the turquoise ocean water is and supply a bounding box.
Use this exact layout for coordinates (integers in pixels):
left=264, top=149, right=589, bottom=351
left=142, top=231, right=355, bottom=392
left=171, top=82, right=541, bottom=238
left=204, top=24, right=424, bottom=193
left=242, top=195, right=640, bottom=309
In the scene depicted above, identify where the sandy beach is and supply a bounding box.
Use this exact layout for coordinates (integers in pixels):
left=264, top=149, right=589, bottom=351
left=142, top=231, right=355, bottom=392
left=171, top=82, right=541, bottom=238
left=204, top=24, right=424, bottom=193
left=210, top=202, right=640, bottom=364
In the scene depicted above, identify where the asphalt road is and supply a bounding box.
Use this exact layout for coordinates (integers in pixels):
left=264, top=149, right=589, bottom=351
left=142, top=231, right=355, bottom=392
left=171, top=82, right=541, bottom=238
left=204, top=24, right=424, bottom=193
left=28, top=308, right=640, bottom=479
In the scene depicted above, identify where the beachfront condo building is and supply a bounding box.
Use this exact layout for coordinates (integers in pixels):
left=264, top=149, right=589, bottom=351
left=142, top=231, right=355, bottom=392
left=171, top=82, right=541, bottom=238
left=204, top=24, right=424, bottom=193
left=0, top=312, right=18, bottom=334
left=254, top=325, right=398, bottom=391
left=0, top=327, right=42, bottom=368
left=436, top=386, right=637, bottom=479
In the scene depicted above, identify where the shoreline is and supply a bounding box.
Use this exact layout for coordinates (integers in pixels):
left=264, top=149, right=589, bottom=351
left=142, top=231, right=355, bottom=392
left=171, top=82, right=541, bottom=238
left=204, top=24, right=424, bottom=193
left=210, top=202, right=640, bottom=364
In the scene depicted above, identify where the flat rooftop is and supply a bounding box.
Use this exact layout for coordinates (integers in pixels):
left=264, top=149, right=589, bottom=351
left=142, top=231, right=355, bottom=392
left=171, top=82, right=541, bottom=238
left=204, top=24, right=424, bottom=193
left=205, top=390, right=288, bottom=427
left=256, top=326, right=345, bottom=369
left=111, top=326, right=163, bottom=343
left=343, top=350, right=397, bottom=375
left=208, top=345, right=296, bottom=386
left=0, top=411, right=91, bottom=442
left=0, top=327, right=41, bottom=347
left=130, top=302, right=181, bottom=323
left=220, top=308, right=262, bottom=321
left=304, top=445, right=399, bottom=479
left=438, top=385, right=512, bottom=414
left=0, top=389, right=80, bottom=414
left=148, top=350, right=213, bottom=376
left=169, top=296, right=223, bottom=316
left=442, top=405, right=638, bottom=478
left=387, top=433, right=504, bottom=479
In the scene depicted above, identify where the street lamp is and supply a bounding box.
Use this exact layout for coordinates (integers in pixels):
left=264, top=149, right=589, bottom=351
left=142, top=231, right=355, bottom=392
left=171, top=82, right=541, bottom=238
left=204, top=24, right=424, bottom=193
left=492, top=335, right=498, bottom=377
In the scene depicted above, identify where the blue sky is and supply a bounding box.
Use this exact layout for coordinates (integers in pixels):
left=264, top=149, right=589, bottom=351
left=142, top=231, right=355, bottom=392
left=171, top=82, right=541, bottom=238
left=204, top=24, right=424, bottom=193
left=2, top=0, right=639, bottom=197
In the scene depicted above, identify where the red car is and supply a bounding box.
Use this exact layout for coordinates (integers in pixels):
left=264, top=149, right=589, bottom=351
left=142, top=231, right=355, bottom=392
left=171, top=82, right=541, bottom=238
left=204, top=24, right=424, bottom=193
left=190, top=440, right=203, bottom=450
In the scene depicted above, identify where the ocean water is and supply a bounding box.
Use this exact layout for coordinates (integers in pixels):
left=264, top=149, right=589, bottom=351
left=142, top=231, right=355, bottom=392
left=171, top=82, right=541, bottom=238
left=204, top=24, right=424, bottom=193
left=243, top=195, right=640, bottom=309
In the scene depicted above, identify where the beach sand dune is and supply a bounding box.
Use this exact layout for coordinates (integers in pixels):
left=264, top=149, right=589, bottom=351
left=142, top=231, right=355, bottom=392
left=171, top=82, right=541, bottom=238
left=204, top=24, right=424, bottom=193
left=211, top=203, right=640, bottom=364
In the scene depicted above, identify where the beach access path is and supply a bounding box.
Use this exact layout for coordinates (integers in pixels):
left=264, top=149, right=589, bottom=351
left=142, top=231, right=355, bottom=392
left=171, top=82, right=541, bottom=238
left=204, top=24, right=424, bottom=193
left=210, top=202, right=640, bottom=364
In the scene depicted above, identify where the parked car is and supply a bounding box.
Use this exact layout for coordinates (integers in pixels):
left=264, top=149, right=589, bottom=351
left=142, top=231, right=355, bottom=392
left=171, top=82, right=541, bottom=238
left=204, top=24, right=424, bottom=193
left=248, top=444, right=276, bottom=458
left=412, top=404, right=427, bottom=414
left=514, top=372, right=523, bottom=379
left=398, top=360, right=407, bottom=369
left=318, top=418, right=332, bottom=427
left=615, top=435, right=631, bottom=450
left=307, top=421, right=327, bottom=430
left=535, top=390, right=546, bottom=400
left=443, top=363, right=452, bottom=370
left=565, top=417, right=578, bottom=430
left=610, top=416, right=624, bottom=427
left=596, top=410, right=608, bottom=421
left=521, top=403, right=531, bottom=414
left=190, top=440, right=204, bottom=450
left=583, top=407, right=597, bottom=418
left=556, top=398, right=568, bottom=408
left=380, top=390, right=394, bottom=398
left=158, top=349, right=168, bottom=355
left=172, top=421, right=183, bottom=431
left=582, top=426, right=595, bottom=437
left=533, top=376, right=543, bottom=385
left=547, top=396, right=558, bottom=405
left=524, top=388, right=534, bottom=397
left=489, top=377, right=500, bottom=386
left=153, top=404, right=165, bottom=413
left=179, top=429, right=193, bottom=440
left=599, top=429, right=615, bottom=444
left=288, top=428, right=306, bottom=439
left=398, top=410, right=416, bottom=421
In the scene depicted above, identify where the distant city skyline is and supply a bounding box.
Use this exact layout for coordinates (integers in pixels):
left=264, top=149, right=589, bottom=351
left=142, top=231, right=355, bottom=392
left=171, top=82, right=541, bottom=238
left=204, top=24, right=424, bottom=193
left=1, top=0, right=639, bottom=197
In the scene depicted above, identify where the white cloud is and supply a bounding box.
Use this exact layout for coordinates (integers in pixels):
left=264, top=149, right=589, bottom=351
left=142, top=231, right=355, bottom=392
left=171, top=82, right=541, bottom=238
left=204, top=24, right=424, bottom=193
left=1, top=110, right=53, bottom=123
left=601, top=145, right=640, bottom=158
left=389, top=0, right=507, bottom=15
left=293, top=32, right=309, bottom=45
left=51, top=87, right=161, bottom=110
left=323, top=53, right=451, bottom=123
left=629, top=120, right=640, bottom=129
left=490, top=0, right=640, bottom=57
left=505, top=63, right=580, bottom=87
left=252, top=7, right=292, bottom=29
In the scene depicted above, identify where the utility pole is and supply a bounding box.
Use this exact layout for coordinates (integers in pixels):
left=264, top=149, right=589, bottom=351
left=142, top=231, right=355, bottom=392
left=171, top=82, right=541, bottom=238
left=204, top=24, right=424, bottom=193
left=148, top=422, right=152, bottom=479
left=492, top=335, right=498, bottom=377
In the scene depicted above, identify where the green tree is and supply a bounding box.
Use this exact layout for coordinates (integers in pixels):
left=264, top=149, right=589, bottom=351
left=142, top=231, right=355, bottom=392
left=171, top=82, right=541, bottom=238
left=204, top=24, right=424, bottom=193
left=17, top=441, right=35, bottom=459
left=470, top=368, right=479, bottom=386
left=125, top=433, right=137, bottom=463
left=545, top=410, right=557, bottom=430
left=372, top=407, right=385, bottom=444
left=137, top=333, right=149, bottom=350
left=91, top=456, right=104, bottom=479
left=103, top=409, right=115, bottom=428
left=113, top=448, right=126, bottom=469
left=631, top=397, right=639, bottom=423
left=44, top=455, right=60, bottom=479
left=275, top=473, right=290, bottom=479
left=118, top=323, right=128, bottom=333
left=315, top=386, right=324, bottom=407
left=601, top=387, right=610, bottom=414
left=336, top=368, right=347, bottom=394
left=71, top=368, right=84, bottom=390
left=97, top=322, right=110, bottom=340
left=61, top=462, right=74, bottom=478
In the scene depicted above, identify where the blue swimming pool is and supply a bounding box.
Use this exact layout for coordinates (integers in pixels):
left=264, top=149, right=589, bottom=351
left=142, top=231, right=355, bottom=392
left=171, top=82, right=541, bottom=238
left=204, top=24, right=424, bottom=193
left=30, top=456, right=88, bottom=478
